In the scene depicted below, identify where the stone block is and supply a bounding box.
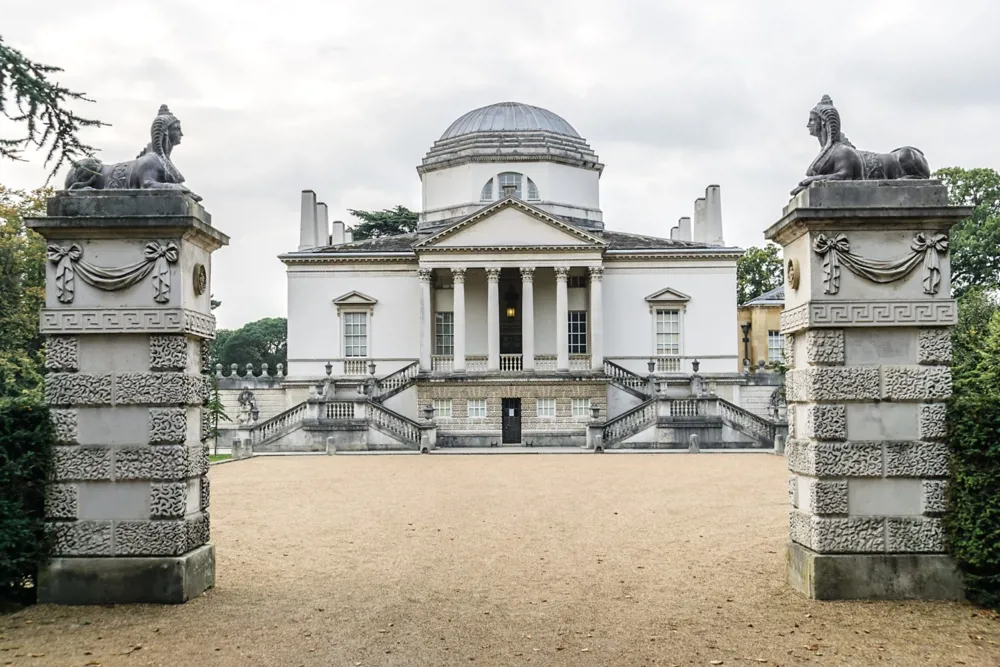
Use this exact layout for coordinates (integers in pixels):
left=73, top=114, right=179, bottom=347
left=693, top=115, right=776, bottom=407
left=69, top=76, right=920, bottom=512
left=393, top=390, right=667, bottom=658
left=45, top=484, right=78, bottom=520
left=788, top=475, right=798, bottom=507
left=887, top=517, right=946, bottom=552
left=187, top=444, right=209, bottom=477
left=803, top=404, right=846, bottom=440
left=149, top=335, right=189, bottom=371
left=790, top=510, right=885, bottom=552
left=809, top=479, right=849, bottom=515
left=50, top=409, right=78, bottom=444
left=846, top=403, right=919, bottom=441
left=150, top=481, right=189, bottom=518
left=114, top=446, right=188, bottom=481
left=845, top=329, right=916, bottom=366
left=785, top=367, right=880, bottom=402
left=918, top=329, right=952, bottom=365
left=200, top=475, right=210, bottom=511
left=78, top=406, right=149, bottom=446
left=848, top=478, right=923, bottom=516
left=78, top=335, right=149, bottom=372
left=114, top=519, right=188, bottom=556
left=50, top=520, right=113, bottom=556
left=186, top=511, right=210, bottom=552
left=805, top=330, right=845, bottom=365
left=918, top=404, right=948, bottom=440
left=45, top=373, right=113, bottom=405
left=45, top=336, right=78, bottom=371
left=882, top=366, right=951, bottom=401
left=789, top=509, right=810, bottom=546
left=149, top=408, right=188, bottom=444
left=787, top=439, right=883, bottom=477
left=53, top=447, right=112, bottom=481
left=923, top=480, right=947, bottom=515
left=115, top=372, right=205, bottom=405
left=885, top=441, right=948, bottom=477
left=77, top=481, right=151, bottom=520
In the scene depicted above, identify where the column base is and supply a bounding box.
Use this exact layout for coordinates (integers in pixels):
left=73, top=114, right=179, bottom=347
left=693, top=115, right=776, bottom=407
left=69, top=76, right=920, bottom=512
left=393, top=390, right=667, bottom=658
left=786, top=541, right=963, bottom=600
left=38, top=544, right=215, bottom=605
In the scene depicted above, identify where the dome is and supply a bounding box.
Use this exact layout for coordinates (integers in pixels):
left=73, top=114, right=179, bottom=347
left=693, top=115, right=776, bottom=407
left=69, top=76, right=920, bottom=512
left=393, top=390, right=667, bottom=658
left=440, top=102, right=581, bottom=140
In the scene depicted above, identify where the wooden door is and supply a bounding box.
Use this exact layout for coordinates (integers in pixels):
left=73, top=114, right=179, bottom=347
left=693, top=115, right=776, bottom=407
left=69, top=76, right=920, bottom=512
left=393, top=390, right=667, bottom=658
left=501, top=398, right=521, bottom=444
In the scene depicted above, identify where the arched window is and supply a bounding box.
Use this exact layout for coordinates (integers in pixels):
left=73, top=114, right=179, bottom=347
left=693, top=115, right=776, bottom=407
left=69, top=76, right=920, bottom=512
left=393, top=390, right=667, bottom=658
left=480, top=172, right=540, bottom=201
left=497, top=172, right=522, bottom=198
left=480, top=178, right=493, bottom=201
left=527, top=177, right=539, bottom=200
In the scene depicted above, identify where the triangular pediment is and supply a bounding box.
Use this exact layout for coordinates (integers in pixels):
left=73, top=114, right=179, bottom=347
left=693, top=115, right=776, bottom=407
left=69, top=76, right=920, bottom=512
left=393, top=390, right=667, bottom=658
left=645, top=287, right=691, bottom=304
left=332, top=290, right=378, bottom=306
left=415, top=198, right=605, bottom=250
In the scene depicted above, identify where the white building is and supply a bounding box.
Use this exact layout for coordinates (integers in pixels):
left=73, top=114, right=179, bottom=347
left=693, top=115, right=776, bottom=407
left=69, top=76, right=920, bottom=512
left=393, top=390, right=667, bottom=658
left=267, top=101, right=762, bottom=449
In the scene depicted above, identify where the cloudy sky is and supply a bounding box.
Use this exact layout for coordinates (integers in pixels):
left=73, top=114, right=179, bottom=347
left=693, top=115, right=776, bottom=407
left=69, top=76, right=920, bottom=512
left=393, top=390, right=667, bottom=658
left=3, top=0, right=998, bottom=329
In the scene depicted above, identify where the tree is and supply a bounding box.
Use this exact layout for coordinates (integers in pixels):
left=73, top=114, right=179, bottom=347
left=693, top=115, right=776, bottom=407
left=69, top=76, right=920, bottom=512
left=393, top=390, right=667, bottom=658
left=0, top=36, right=104, bottom=180
left=0, top=186, right=49, bottom=399
left=934, top=167, right=1000, bottom=297
left=737, top=244, right=783, bottom=305
left=347, top=205, right=418, bottom=241
left=209, top=317, right=287, bottom=372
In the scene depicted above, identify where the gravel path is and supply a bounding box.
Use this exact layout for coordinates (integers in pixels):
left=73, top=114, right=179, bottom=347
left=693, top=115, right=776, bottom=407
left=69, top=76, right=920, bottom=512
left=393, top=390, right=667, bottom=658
left=2, top=454, right=999, bottom=666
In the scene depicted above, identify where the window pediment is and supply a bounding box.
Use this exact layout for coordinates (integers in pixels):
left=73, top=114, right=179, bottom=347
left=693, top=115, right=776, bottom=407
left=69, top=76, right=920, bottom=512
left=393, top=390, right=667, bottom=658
left=645, top=287, right=691, bottom=307
left=332, top=290, right=378, bottom=307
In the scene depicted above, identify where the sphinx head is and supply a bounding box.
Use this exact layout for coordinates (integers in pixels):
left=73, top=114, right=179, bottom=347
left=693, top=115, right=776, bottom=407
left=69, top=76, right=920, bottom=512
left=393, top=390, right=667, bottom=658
left=151, top=104, right=182, bottom=155
left=807, top=95, right=841, bottom=146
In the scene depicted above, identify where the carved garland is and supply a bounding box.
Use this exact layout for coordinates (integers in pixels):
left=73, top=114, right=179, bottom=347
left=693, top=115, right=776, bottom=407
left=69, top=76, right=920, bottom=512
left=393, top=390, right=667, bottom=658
left=812, top=232, right=948, bottom=296
left=47, top=242, right=179, bottom=304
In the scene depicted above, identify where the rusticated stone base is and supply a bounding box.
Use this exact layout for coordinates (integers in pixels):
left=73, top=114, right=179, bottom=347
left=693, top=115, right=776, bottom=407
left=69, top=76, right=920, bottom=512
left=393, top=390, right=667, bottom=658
left=37, top=544, right=215, bottom=605
left=786, top=541, right=962, bottom=600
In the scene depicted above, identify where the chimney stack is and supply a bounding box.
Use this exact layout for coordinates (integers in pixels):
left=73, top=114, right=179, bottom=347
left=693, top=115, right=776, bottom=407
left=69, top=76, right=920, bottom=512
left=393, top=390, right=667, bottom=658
left=704, top=184, right=724, bottom=245
left=678, top=216, right=692, bottom=241
left=344, top=228, right=354, bottom=244
left=315, top=202, right=329, bottom=248
left=298, top=190, right=317, bottom=250
left=331, top=220, right=345, bottom=245
left=692, top=197, right=707, bottom=242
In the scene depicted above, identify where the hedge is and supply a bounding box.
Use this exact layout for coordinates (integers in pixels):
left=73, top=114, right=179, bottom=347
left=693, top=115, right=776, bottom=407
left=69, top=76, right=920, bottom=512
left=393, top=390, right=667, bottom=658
left=0, top=399, right=54, bottom=607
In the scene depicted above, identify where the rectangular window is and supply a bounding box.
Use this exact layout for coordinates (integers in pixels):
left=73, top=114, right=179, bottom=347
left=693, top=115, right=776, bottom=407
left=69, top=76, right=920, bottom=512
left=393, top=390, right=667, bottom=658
left=435, top=312, right=454, bottom=355
left=467, top=399, right=487, bottom=418
left=343, top=312, right=368, bottom=357
left=767, top=330, right=784, bottom=363
left=536, top=398, right=556, bottom=418
left=567, top=275, right=587, bottom=288
left=432, top=399, right=453, bottom=419
left=655, top=309, right=680, bottom=356
left=568, top=311, right=588, bottom=354
left=571, top=398, right=591, bottom=418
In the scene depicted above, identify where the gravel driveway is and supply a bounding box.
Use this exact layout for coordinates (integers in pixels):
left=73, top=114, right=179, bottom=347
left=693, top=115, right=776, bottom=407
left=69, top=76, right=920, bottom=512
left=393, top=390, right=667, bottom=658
left=2, top=453, right=998, bottom=666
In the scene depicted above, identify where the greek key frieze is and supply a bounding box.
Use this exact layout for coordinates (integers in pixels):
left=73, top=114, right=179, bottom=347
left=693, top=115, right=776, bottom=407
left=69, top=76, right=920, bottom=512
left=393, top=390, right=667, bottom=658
left=780, top=300, right=956, bottom=334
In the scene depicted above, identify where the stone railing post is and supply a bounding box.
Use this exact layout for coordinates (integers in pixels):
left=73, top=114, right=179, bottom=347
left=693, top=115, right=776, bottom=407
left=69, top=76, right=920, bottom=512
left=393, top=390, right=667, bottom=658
left=28, top=191, right=228, bottom=604
left=766, top=181, right=969, bottom=600
left=232, top=427, right=252, bottom=460
left=420, top=424, right=437, bottom=453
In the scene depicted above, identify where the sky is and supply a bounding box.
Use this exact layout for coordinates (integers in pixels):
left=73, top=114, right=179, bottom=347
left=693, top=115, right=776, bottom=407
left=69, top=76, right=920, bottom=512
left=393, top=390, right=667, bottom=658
left=3, top=0, right=999, bottom=329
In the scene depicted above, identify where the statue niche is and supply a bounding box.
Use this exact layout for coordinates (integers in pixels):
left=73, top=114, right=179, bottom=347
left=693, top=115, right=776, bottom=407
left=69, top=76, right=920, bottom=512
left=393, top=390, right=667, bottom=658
left=64, top=104, right=201, bottom=201
left=791, top=95, right=930, bottom=196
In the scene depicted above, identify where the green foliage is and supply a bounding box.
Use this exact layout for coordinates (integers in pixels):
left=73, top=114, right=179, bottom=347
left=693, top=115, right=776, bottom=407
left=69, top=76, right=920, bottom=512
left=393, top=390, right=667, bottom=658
left=736, top=244, right=783, bottom=305
left=208, top=317, right=287, bottom=372
left=347, top=205, right=418, bottom=241
left=0, top=186, right=48, bottom=400
left=0, top=36, right=105, bottom=181
left=204, top=378, right=230, bottom=455
left=0, top=398, right=54, bottom=606
left=934, top=167, right=1000, bottom=297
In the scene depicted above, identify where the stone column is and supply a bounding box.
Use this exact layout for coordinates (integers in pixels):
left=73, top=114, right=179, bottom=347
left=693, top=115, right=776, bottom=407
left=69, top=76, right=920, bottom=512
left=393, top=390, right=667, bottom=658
left=27, top=191, right=228, bottom=605
left=520, top=267, right=535, bottom=371
left=418, top=268, right=433, bottom=372
left=452, top=268, right=466, bottom=373
left=555, top=267, right=570, bottom=371
left=486, top=267, right=501, bottom=371
left=766, top=181, right=969, bottom=600
left=589, top=266, right=604, bottom=371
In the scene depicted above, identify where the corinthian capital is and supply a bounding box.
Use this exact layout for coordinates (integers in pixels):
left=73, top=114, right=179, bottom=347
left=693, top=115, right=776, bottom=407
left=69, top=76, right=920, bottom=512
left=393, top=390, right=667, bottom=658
left=554, top=267, right=570, bottom=280
left=486, top=267, right=501, bottom=282
left=418, top=268, right=433, bottom=283
left=589, top=266, right=604, bottom=281
left=451, top=268, right=466, bottom=284
left=520, top=267, right=535, bottom=282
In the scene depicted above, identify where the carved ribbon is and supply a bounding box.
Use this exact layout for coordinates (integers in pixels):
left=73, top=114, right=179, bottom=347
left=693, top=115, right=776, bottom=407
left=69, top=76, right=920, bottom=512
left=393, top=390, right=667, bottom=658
left=812, top=232, right=949, bottom=296
left=46, top=242, right=180, bottom=304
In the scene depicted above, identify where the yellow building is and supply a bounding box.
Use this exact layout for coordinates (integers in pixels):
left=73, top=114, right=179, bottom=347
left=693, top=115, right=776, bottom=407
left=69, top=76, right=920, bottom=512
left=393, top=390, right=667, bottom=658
left=737, top=286, right=784, bottom=370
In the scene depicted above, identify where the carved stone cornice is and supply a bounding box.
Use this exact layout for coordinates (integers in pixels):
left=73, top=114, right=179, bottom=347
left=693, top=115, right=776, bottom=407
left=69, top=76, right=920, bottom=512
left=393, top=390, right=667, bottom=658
left=39, top=308, right=216, bottom=339
left=451, top=268, right=466, bottom=284
left=520, top=267, right=535, bottom=282
left=780, top=299, right=957, bottom=334
left=486, top=267, right=502, bottom=282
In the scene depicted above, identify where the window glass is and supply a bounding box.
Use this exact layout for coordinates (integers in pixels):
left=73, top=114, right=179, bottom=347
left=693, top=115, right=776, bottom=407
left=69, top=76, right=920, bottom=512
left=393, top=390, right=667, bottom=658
left=655, top=309, right=680, bottom=356
left=432, top=399, right=453, bottom=419
left=467, top=399, right=487, bottom=418
left=568, top=311, right=588, bottom=354
left=536, top=398, right=555, bottom=417
left=571, top=398, right=591, bottom=417
left=435, top=312, right=454, bottom=355
left=343, top=312, right=368, bottom=357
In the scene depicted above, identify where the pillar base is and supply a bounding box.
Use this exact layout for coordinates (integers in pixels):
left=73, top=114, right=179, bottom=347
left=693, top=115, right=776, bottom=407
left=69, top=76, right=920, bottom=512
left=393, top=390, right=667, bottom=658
left=786, top=541, right=963, bottom=600
left=38, top=544, right=215, bottom=605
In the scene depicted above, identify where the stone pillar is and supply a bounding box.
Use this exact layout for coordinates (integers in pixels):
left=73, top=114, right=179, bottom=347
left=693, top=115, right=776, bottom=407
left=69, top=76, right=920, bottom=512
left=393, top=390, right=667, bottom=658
left=766, top=181, right=969, bottom=600
left=555, top=267, right=570, bottom=371
left=452, top=268, right=466, bottom=373
left=418, top=268, right=433, bottom=372
left=27, top=191, right=228, bottom=605
left=486, top=267, right=501, bottom=372
left=589, top=266, right=604, bottom=370
left=520, top=267, right=535, bottom=371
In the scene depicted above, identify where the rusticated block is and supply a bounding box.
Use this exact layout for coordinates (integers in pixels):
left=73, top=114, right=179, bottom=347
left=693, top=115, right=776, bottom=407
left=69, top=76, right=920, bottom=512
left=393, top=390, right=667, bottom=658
left=887, top=517, right=946, bottom=552
left=789, top=509, right=810, bottom=546
left=806, top=330, right=845, bottom=365
left=115, top=373, right=205, bottom=405
left=114, top=446, right=188, bottom=481
left=149, top=408, right=187, bottom=445
left=45, top=484, right=78, bottom=520
left=45, top=373, right=112, bottom=405
left=114, top=520, right=187, bottom=556
left=809, top=479, right=849, bottom=515
left=803, top=405, right=847, bottom=440
left=882, top=366, right=951, bottom=401
left=149, top=335, right=189, bottom=371
left=785, top=367, right=880, bottom=402
left=923, top=480, right=946, bottom=515
left=50, top=520, right=113, bottom=556
left=186, top=511, right=210, bottom=552
left=52, top=447, right=112, bottom=481
left=150, top=482, right=188, bottom=518
left=187, top=445, right=209, bottom=477
left=885, top=441, right=948, bottom=477
left=789, top=510, right=885, bottom=553
left=45, top=336, right=79, bottom=371
left=917, top=329, right=952, bottom=365
left=200, top=475, right=210, bottom=511
left=788, top=475, right=798, bottom=507
left=918, top=404, right=948, bottom=440
left=50, top=409, right=78, bottom=444
left=787, top=439, right=883, bottom=477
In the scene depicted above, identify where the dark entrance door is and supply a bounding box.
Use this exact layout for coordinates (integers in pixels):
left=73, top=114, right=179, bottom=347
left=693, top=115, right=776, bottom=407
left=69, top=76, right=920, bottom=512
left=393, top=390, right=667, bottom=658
left=501, top=398, right=521, bottom=444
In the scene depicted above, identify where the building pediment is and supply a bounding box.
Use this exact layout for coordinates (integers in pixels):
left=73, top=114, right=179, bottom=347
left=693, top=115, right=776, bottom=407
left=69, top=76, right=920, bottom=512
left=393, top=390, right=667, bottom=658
left=645, top=287, right=691, bottom=305
left=332, top=290, right=378, bottom=306
left=414, top=198, right=606, bottom=252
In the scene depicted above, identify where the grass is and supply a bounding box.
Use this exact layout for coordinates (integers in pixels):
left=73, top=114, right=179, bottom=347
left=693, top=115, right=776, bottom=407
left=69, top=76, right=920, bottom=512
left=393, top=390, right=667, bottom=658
left=209, top=453, right=232, bottom=463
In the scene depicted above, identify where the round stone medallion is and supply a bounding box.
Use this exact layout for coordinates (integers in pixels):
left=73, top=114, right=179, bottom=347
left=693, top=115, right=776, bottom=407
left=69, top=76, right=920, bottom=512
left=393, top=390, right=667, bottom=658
left=193, top=263, right=207, bottom=296
left=787, top=257, right=800, bottom=290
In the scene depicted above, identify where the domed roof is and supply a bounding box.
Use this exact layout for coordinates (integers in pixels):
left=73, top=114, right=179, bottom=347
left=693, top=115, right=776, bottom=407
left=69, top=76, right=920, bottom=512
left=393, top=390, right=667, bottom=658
left=440, top=102, right=581, bottom=140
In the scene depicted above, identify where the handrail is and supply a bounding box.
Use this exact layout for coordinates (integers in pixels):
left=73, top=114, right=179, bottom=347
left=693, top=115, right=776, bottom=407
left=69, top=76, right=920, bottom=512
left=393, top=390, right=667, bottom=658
left=718, top=398, right=776, bottom=444
left=602, top=398, right=657, bottom=447
left=374, top=361, right=420, bottom=402
left=365, top=402, right=421, bottom=446
left=249, top=401, right=308, bottom=444
left=603, top=359, right=651, bottom=398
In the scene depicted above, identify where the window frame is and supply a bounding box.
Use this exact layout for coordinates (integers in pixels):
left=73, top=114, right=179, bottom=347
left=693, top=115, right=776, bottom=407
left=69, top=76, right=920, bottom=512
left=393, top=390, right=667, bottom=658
left=653, top=308, right=682, bottom=357
left=432, top=399, right=453, bottom=419
left=767, top=330, right=784, bottom=364
left=571, top=398, right=591, bottom=418
left=342, top=310, right=370, bottom=358
left=435, top=311, right=455, bottom=356
left=480, top=178, right=493, bottom=201
left=467, top=399, right=487, bottom=419
left=568, top=310, right=588, bottom=354
left=536, top=398, right=556, bottom=418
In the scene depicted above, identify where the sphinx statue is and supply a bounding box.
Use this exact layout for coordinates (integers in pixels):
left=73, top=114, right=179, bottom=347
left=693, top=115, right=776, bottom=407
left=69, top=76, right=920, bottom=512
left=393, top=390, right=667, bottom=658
left=64, top=104, right=201, bottom=201
left=791, top=95, right=930, bottom=196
